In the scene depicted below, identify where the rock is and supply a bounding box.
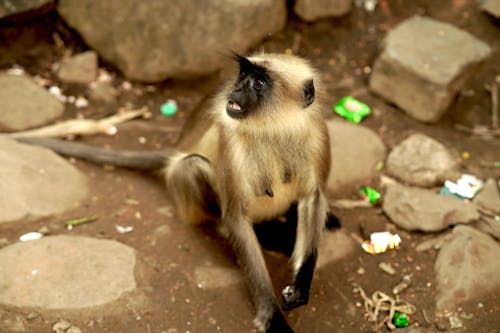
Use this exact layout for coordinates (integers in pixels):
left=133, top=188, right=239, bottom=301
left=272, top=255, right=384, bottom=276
left=383, top=184, right=479, bottom=232
left=0, top=315, right=27, bottom=332
left=0, top=137, right=89, bottom=224
left=0, top=235, right=136, bottom=309
left=435, top=225, right=500, bottom=312
left=294, top=0, right=352, bottom=22
left=89, top=81, right=117, bottom=103
left=0, top=74, right=64, bottom=131
left=57, top=51, right=98, bottom=84
left=473, top=178, right=500, bottom=214
left=481, top=0, right=500, bottom=18
left=475, top=217, right=500, bottom=240
left=52, top=320, right=72, bottom=333
left=194, top=266, right=242, bottom=290
left=57, top=0, right=286, bottom=82
left=0, top=0, right=53, bottom=22
left=327, top=120, right=386, bottom=194
left=317, top=229, right=356, bottom=269
left=386, top=134, right=460, bottom=187
left=369, top=15, right=491, bottom=123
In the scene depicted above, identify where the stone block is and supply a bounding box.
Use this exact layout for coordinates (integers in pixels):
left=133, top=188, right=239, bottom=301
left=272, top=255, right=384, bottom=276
left=369, top=16, right=491, bottom=123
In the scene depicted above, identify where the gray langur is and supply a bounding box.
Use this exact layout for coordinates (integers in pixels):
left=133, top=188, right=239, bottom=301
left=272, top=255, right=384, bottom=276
left=18, top=53, right=336, bottom=333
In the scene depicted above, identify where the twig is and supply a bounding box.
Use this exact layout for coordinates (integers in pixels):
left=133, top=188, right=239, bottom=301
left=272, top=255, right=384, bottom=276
left=4, top=107, right=149, bottom=139
left=331, top=199, right=372, bottom=209
left=491, top=76, right=499, bottom=129
left=454, top=124, right=500, bottom=137
left=65, top=216, right=97, bottom=226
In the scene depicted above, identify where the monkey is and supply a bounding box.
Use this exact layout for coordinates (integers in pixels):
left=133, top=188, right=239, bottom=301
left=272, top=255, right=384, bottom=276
left=16, top=53, right=336, bottom=333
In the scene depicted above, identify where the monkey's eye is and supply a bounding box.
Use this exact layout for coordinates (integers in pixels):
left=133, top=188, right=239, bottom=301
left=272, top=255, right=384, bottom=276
left=239, top=72, right=246, bottom=79
left=253, top=79, right=265, bottom=90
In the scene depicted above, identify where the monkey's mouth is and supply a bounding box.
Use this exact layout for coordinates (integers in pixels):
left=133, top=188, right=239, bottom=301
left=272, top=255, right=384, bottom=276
left=226, top=101, right=246, bottom=119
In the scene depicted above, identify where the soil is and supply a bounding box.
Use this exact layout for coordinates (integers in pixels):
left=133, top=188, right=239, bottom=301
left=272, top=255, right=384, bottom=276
left=0, top=1, right=499, bottom=332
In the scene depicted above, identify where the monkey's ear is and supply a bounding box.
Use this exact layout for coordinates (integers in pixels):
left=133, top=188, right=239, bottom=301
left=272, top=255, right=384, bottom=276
left=232, top=52, right=254, bottom=72
left=303, top=79, right=315, bottom=108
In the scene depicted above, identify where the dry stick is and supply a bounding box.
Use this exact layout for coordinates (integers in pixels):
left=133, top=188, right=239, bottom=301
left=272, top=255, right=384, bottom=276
left=4, top=107, right=149, bottom=139
left=492, top=75, right=499, bottom=129
left=330, top=199, right=372, bottom=209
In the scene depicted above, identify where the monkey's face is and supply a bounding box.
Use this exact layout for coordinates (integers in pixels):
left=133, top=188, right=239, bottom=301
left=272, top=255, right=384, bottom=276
left=226, top=55, right=273, bottom=120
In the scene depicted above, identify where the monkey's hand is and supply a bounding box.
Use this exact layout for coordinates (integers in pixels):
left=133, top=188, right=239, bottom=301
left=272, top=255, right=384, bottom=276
left=281, top=285, right=309, bottom=311
left=255, top=309, right=295, bottom=333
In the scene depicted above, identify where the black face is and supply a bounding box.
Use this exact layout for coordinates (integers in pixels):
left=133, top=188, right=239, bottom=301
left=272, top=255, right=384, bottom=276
left=226, top=55, right=273, bottom=119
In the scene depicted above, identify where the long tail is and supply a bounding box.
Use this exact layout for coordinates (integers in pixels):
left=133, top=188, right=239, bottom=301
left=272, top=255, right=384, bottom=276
left=15, top=137, right=170, bottom=171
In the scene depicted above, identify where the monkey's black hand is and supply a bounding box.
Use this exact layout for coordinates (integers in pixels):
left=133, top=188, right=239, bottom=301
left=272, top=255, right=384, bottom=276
left=266, top=309, right=295, bottom=333
left=281, top=285, right=308, bottom=311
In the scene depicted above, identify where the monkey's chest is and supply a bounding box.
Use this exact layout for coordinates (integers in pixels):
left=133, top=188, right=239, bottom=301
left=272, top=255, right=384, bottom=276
left=247, top=180, right=299, bottom=222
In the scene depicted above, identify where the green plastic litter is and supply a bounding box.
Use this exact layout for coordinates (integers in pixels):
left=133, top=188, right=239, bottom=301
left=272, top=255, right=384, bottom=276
left=333, top=96, right=371, bottom=123
left=161, top=100, right=177, bottom=116
left=392, top=311, right=409, bottom=328
left=495, top=161, right=500, bottom=168
left=360, top=186, right=381, bottom=204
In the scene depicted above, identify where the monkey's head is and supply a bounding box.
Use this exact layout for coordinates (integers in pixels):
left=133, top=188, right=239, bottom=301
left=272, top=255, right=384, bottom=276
left=225, top=53, right=319, bottom=121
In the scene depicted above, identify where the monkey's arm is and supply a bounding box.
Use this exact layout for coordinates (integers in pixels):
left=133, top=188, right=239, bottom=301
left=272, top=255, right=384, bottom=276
left=222, top=197, right=294, bottom=333
left=282, top=188, right=327, bottom=311
left=15, top=137, right=169, bottom=170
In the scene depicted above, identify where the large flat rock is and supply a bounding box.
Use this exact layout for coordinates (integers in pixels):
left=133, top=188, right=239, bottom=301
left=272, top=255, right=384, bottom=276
left=383, top=184, right=479, bottom=232
left=0, top=74, right=64, bottom=131
left=435, top=225, right=500, bottom=312
left=0, top=235, right=136, bottom=309
left=57, top=0, right=286, bottom=82
left=369, top=16, right=491, bottom=123
left=327, top=120, right=386, bottom=194
left=0, top=137, right=89, bottom=224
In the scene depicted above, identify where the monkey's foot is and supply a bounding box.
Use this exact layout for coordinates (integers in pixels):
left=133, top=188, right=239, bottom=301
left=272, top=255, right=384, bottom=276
left=254, top=309, right=295, bottom=333
left=281, top=285, right=308, bottom=311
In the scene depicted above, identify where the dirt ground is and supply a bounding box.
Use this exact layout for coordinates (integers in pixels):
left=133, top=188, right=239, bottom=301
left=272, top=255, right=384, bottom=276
left=0, top=1, right=499, bottom=332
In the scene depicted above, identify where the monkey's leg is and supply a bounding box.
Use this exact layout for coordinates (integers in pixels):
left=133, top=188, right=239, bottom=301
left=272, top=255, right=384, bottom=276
left=282, top=189, right=327, bottom=311
left=223, top=207, right=294, bottom=333
left=165, top=153, right=220, bottom=224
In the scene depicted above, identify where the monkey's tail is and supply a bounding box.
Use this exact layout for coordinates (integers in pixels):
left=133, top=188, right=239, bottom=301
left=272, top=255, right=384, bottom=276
left=15, top=137, right=170, bottom=171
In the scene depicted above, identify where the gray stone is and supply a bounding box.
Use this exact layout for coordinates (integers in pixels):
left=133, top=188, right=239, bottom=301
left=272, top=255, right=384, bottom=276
left=327, top=120, right=386, bottom=194
left=481, top=0, right=500, bottom=18
left=57, top=51, right=98, bottom=84
left=294, top=0, right=352, bottom=22
left=0, top=137, right=89, bottom=224
left=89, top=81, right=117, bottom=103
left=317, top=230, right=356, bottom=269
left=0, top=0, right=53, bottom=20
left=57, top=0, right=286, bottom=82
left=383, top=184, right=479, bottom=232
left=0, top=74, right=64, bottom=131
left=435, top=225, right=500, bottom=312
left=194, top=266, right=242, bottom=290
left=386, top=134, right=460, bottom=187
left=473, top=178, right=500, bottom=214
left=369, top=15, right=491, bottom=123
left=0, top=235, right=136, bottom=309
